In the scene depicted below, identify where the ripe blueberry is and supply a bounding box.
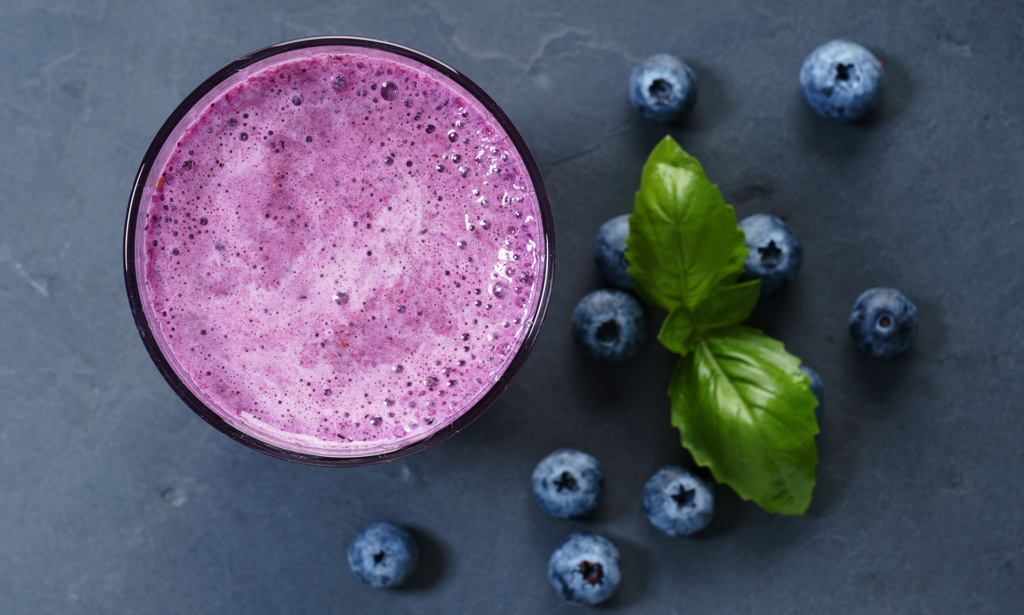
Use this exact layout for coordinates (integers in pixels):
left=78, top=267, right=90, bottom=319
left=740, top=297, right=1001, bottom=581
left=800, top=364, right=825, bottom=420
left=548, top=533, right=621, bottom=606
left=849, top=287, right=917, bottom=358
left=532, top=449, right=604, bottom=519
left=347, top=522, right=418, bottom=588
left=592, top=214, right=631, bottom=290
left=629, top=54, right=697, bottom=123
left=571, top=289, right=646, bottom=364
left=642, top=465, right=714, bottom=537
left=738, top=214, right=803, bottom=296
left=800, top=40, right=884, bottom=122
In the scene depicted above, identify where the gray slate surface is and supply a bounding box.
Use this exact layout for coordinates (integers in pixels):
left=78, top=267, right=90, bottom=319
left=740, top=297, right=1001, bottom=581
left=1, top=0, right=1021, bottom=612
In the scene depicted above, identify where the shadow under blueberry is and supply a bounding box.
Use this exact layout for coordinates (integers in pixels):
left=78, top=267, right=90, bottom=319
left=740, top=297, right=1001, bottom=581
left=796, top=105, right=875, bottom=164
left=854, top=53, right=913, bottom=129
left=845, top=335, right=915, bottom=410
left=626, top=113, right=680, bottom=162
left=614, top=59, right=729, bottom=149
left=689, top=468, right=748, bottom=540
left=729, top=182, right=776, bottom=208
left=672, top=60, right=731, bottom=135
left=566, top=302, right=675, bottom=416
left=903, top=294, right=947, bottom=362
left=595, top=535, right=653, bottom=610
left=744, top=280, right=802, bottom=337
left=623, top=61, right=729, bottom=160
left=795, top=53, right=913, bottom=163
left=808, top=335, right=916, bottom=517
left=806, top=407, right=862, bottom=518
left=399, top=526, right=447, bottom=591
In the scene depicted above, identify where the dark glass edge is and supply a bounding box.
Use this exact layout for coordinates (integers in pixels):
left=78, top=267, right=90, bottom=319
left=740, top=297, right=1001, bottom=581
left=123, top=36, right=555, bottom=467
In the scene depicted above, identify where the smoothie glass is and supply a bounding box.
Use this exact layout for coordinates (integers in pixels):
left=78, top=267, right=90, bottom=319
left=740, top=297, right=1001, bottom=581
left=123, top=37, right=554, bottom=466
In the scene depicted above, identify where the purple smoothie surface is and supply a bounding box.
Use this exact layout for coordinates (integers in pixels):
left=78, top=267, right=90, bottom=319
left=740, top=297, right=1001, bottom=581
left=143, top=50, right=545, bottom=455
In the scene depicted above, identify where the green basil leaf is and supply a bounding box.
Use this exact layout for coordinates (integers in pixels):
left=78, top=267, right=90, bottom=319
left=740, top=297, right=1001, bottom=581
left=658, top=307, right=697, bottom=355
left=626, top=136, right=749, bottom=312
left=692, top=279, right=761, bottom=330
left=626, top=138, right=818, bottom=515
left=669, top=326, right=819, bottom=515
left=657, top=280, right=760, bottom=354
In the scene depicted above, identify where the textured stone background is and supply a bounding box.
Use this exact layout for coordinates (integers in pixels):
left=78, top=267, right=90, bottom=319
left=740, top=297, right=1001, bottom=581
left=1, top=0, right=1021, bottom=612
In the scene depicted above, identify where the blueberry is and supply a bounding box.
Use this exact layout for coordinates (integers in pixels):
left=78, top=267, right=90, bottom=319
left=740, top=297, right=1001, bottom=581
left=848, top=287, right=917, bottom=358
left=642, top=465, right=714, bottom=537
left=592, top=214, right=631, bottom=290
left=629, top=54, right=697, bottom=123
left=532, top=449, right=604, bottom=519
left=800, top=40, right=884, bottom=122
left=738, top=214, right=803, bottom=296
left=347, top=522, right=418, bottom=588
left=799, top=364, right=825, bottom=420
left=571, top=289, right=646, bottom=364
left=548, top=533, right=621, bottom=606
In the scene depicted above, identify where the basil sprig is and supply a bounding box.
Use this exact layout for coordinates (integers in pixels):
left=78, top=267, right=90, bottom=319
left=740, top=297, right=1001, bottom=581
left=627, top=136, right=819, bottom=515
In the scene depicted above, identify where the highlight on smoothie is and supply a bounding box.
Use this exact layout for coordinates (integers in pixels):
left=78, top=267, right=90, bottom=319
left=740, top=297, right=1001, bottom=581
left=125, top=39, right=552, bottom=462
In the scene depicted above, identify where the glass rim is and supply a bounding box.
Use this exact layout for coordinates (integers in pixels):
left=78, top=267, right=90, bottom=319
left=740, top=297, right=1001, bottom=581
left=123, top=36, right=555, bottom=467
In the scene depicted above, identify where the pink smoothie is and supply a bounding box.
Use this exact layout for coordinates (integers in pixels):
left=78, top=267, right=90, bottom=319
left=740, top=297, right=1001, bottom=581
left=142, top=49, right=546, bottom=456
